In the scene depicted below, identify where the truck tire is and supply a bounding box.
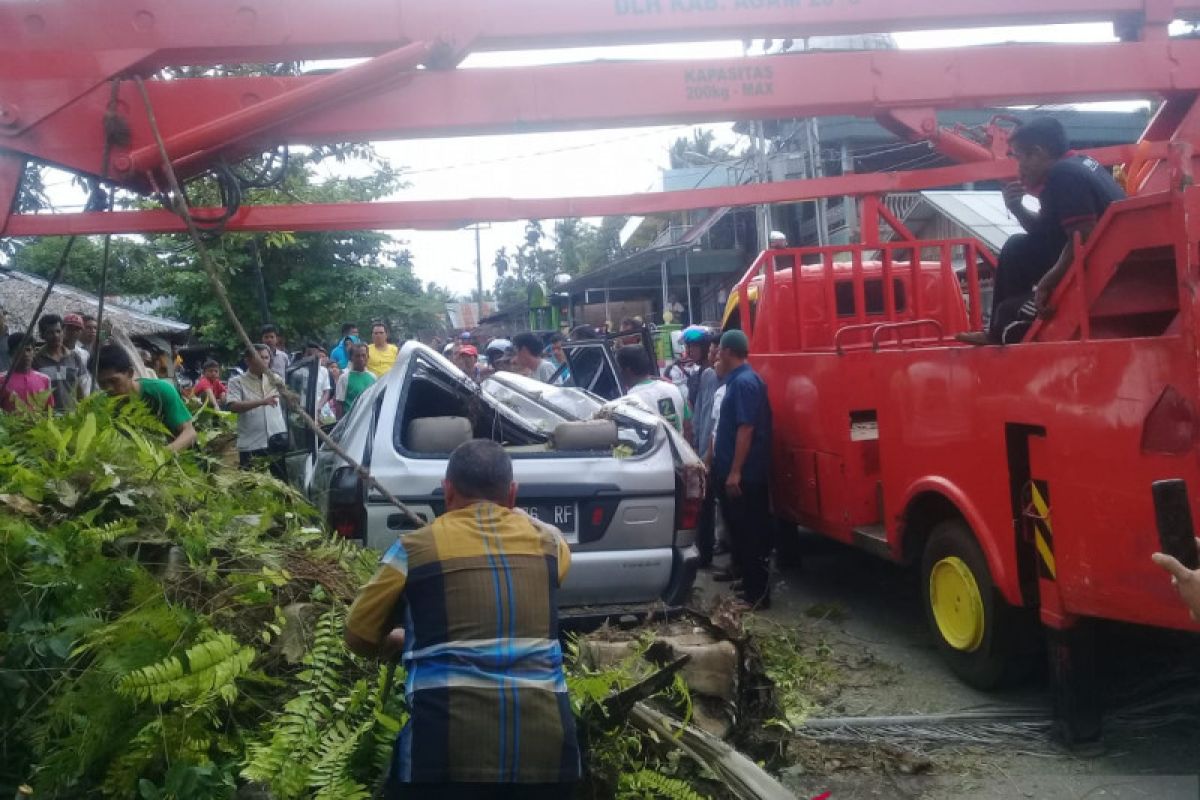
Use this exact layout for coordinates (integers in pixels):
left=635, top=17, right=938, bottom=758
left=920, top=519, right=1030, bottom=690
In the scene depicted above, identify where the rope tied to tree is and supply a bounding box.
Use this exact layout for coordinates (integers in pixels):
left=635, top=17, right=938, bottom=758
left=132, top=75, right=425, bottom=530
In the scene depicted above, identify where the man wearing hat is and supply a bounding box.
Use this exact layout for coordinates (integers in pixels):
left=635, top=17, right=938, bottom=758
left=63, top=313, right=92, bottom=394
left=454, top=344, right=481, bottom=382
left=712, top=329, right=774, bottom=608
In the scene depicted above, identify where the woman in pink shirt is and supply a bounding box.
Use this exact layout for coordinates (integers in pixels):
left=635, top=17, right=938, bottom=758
left=0, top=332, right=53, bottom=412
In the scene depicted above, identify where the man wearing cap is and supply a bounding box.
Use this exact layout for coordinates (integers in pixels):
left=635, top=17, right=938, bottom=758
left=454, top=344, right=481, bottom=382
left=63, top=313, right=92, bottom=394
left=712, top=329, right=774, bottom=608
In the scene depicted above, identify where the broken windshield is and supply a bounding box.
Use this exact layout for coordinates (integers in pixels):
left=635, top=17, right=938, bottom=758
left=482, top=373, right=603, bottom=431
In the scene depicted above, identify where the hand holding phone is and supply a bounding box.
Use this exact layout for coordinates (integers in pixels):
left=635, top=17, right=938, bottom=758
left=1153, top=480, right=1200, bottom=569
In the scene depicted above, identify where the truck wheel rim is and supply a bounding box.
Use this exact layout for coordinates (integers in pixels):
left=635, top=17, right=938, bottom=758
left=930, top=556, right=985, bottom=652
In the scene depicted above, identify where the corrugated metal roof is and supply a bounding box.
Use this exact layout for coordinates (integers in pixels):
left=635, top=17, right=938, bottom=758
left=916, top=191, right=1030, bottom=252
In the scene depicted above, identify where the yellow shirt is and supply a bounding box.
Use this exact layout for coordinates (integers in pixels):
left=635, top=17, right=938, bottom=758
left=366, top=343, right=399, bottom=377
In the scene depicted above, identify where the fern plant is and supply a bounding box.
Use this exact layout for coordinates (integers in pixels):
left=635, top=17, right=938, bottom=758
left=619, top=769, right=709, bottom=800
left=242, top=608, right=395, bottom=800
left=118, top=632, right=256, bottom=705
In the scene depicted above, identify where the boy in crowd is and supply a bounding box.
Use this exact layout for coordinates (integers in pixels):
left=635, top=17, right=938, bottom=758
left=193, top=359, right=227, bottom=407
left=0, top=332, right=53, bottom=412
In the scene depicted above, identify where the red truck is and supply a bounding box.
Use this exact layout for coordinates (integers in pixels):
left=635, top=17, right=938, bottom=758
left=722, top=165, right=1200, bottom=741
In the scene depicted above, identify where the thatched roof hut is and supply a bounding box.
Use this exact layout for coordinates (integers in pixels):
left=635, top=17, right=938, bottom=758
left=0, top=268, right=190, bottom=347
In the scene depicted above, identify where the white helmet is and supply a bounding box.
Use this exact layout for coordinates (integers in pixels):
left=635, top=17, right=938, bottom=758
left=485, top=338, right=514, bottom=358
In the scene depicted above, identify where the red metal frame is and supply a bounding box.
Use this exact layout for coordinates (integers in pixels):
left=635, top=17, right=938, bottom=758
left=0, top=143, right=1163, bottom=237
left=5, top=40, right=1200, bottom=193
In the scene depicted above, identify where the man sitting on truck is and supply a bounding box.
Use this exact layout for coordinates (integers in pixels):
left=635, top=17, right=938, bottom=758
left=957, top=117, right=1125, bottom=345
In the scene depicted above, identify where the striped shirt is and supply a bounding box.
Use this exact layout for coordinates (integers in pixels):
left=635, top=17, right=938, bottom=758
left=346, top=502, right=580, bottom=784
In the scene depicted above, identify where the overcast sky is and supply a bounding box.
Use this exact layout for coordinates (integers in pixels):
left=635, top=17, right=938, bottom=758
left=386, top=21, right=1145, bottom=296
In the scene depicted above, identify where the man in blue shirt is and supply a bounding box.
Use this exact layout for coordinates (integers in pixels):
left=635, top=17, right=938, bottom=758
left=712, top=329, right=773, bottom=608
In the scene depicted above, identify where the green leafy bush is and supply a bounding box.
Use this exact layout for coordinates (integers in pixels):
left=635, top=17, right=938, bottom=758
left=0, top=397, right=388, bottom=799
left=0, top=398, right=711, bottom=799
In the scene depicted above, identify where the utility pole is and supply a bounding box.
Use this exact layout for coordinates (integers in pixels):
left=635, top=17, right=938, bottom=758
left=746, top=39, right=772, bottom=252
left=756, top=119, right=772, bottom=250
left=469, top=223, right=490, bottom=326
left=808, top=117, right=829, bottom=246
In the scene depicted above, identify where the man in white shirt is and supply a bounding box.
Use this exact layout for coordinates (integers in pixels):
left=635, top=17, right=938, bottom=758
left=302, top=342, right=332, bottom=422
left=225, top=344, right=288, bottom=479
left=616, top=344, right=689, bottom=437
left=513, top=332, right=557, bottom=382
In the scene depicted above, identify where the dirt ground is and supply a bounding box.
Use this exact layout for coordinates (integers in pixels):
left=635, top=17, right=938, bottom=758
left=696, top=533, right=1200, bottom=800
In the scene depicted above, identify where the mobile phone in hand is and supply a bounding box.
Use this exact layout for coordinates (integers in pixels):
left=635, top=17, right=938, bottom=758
left=1153, top=479, right=1200, bottom=570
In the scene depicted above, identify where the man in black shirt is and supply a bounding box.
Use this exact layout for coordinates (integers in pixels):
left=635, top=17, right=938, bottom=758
left=958, top=117, right=1125, bottom=344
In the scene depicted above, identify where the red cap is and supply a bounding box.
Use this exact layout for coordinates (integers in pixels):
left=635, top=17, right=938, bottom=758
left=63, top=313, right=84, bottom=328
left=459, top=345, right=478, bottom=356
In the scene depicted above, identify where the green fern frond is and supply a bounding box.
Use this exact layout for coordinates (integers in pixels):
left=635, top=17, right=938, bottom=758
left=241, top=608, right=353, bottom=799
left=309, top=717, right=374, bottom=799
left=117, top=632, right=255, bottom=705
left=83, top=518, right=138, bottom=543
left=618, top=769, right=709, bottom=800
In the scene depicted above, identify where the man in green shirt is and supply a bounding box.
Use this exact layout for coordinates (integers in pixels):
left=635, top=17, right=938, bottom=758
left=334, top=343, right=376, bottom=420
left=95, top=343, right=197, bottom=453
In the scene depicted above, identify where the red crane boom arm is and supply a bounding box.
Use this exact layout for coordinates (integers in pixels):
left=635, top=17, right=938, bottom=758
left=8, top=40, right=1200, bottom=190
left=1, top=0, right=1198, bottom=236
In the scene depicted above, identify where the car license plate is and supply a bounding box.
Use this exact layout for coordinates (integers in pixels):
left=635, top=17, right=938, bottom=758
left=520, top=502, right=578, bottom=535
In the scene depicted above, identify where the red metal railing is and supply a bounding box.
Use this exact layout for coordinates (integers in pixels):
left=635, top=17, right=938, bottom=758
left=735, top=237, right=995, bottom=354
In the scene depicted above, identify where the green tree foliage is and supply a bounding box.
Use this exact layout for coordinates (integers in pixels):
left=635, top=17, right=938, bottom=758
left=493, top=217, right=627, bottom=313
left=5, top=144, right=450, bottom=354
